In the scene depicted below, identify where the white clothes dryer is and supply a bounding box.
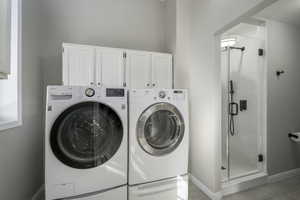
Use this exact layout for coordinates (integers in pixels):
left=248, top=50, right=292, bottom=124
left=128, top=89, right=189, bottom=186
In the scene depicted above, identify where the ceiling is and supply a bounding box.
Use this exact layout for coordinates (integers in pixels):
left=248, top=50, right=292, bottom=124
left=256, top=0, right=300, bottom=27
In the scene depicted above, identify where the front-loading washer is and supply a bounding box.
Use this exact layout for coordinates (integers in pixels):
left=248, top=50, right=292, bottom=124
left=128, top=89, right=189, bottom=186
left=45, top=86, right=127, bottom=200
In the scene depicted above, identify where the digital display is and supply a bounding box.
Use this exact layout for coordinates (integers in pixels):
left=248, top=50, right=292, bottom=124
left=174, top=90, right=183, bottom=94
left=106, top=89, right=125, bottom=97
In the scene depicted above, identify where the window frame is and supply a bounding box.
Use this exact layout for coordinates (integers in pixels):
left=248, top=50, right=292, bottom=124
left=0, top=0, right=22, bottom=131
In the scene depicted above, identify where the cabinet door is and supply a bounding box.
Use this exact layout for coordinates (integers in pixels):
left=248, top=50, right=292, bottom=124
left=96, top=48, right=124, bottom=88
left=152, top=54, right=173, bottom=88
left=126, top=51, right=152, bottom=89
left=63, top=45, right=95, bottom=86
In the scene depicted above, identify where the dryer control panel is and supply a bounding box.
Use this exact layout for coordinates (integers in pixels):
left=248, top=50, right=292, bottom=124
left=130, top=89, right=187, bottom=102
left=157, top=90, right=186, bottom=101
left=173, top=90, right=186, bottom=100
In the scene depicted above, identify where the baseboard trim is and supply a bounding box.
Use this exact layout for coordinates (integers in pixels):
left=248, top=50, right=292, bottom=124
left=268, top=168, right=300, bottom=183
left=32, top=185, right=44, bottom=200
left=189, top=174, right=222, bottom=200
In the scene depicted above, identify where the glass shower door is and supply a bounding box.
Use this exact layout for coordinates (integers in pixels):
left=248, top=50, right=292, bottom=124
left=222, top=34, right=265, bottom=181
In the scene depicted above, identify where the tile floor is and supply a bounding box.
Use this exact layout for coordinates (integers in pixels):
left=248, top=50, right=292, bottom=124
left=189, top=176, right=300, bottom=200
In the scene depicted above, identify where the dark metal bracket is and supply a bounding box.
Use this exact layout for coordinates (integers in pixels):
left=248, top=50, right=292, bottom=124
left=288, top=133, right=299, bottom=139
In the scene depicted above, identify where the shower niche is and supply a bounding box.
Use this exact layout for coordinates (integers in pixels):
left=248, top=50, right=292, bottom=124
left=220, top=23, right=267, bottom=182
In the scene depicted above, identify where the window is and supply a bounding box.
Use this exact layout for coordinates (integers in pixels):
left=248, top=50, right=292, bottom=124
left=0, top=0, right=21, bottom=131
left=221, top=38, right=237, bottom=48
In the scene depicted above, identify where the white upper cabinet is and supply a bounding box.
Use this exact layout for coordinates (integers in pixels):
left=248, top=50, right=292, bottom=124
left=96, top=48, right=124, bottom=88
left=126, top=51, right=152, bottom=89
left=63, top=45, right=95, bottom=86
left=62, top=43, right=173, bottom=89
left=152, top=54, right=173, bottom=89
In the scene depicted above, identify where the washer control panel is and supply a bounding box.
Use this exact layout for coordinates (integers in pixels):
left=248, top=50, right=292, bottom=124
left=106, top=88, right=125, bottom=97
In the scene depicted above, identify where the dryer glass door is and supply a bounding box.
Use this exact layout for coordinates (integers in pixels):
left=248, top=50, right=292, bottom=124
left=137, top=103, right=185, bottom=156
left=50, top=102, right=123, bottom=169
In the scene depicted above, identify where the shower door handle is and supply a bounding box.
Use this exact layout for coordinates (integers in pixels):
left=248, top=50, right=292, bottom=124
left=229, top=102, right=239, bottom=116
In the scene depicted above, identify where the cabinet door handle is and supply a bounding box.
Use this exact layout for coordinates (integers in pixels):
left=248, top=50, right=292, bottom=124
left=146, top=83, right=150, bottom=87
left=97, top=82, right=101, bottom=86
left=152, top=83, right=156, bottom=87
left=90, top=82, right=94, bottom=85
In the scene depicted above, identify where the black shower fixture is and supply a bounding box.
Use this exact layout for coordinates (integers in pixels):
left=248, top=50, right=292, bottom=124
left=276, top=70, right=285, bottom=77
left=258, top=48, right=264, bottom=56
left=227, top=46, right=246, bottom=51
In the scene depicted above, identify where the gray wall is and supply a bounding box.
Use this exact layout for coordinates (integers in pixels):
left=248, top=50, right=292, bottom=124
left=267, top=20, right=300, bottom=175
left=40, top=0, right=168, bottom=86
left=165, top=0, right=176, bottom=54
left=164, top=0, right=191, bottom=90
left=0, top=0, right=43, bottom=199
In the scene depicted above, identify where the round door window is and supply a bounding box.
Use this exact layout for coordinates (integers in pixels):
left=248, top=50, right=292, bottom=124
left=50, top=102, right=123, bottom=169
left=137, top=103, right=185, bottom=156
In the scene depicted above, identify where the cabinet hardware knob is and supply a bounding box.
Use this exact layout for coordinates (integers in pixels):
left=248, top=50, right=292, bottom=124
left=90, top=82, right=94, bottom=85
left=97, top=82, right=101, bottom=86
left=152, top=83, right=156, bottom=87
left=146, top=83, right=150, bottom=87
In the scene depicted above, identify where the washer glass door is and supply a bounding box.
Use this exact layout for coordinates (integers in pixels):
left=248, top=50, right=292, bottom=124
left=50, top=102, right=123, bottom=169
left=137, top=103, right=185, bottom=156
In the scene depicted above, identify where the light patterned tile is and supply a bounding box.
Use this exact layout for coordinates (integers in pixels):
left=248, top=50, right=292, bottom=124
left=190, top=177, right=300, bottom=200
left=188, top=181, right=211, bottom=200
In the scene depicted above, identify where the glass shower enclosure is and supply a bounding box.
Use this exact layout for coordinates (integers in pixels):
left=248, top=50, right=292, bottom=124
left=221, top=26, right=266, bottom=182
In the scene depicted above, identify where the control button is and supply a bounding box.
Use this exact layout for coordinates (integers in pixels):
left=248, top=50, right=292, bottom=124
left=159, top=91, right=166, bottom=99
left=85, top=88, right=95, bottom=97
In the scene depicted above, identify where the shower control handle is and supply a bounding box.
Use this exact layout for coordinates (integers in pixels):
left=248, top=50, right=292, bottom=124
left=229, top=102, right=239, bottom=116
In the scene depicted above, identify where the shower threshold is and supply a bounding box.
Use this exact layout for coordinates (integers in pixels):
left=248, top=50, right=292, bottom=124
left=222, top=169, right=262, bottom=183
left=222, top=172, right=268, bottom=196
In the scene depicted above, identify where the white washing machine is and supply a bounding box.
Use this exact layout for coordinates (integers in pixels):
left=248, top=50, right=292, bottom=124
left=45, top=86, right=127, bottom=200
left=128, top=89, right=189, bottom=186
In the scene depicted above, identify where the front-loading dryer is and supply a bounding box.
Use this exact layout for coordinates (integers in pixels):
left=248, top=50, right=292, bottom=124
left=45, top=86, right=127, bottom=200
left=128, top=89, right=189, bottom=186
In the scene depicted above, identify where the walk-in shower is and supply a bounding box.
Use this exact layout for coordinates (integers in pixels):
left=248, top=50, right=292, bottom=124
left=221, top=23, right=266, bottom=183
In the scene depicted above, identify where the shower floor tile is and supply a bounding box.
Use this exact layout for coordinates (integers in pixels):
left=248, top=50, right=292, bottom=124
left=221, top=162, right=258, bottom=181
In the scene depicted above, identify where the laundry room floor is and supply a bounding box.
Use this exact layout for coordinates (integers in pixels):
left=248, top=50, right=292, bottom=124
left=189, top=176, right=300, bottom=200
left=188, top=181, right=211, bottom=200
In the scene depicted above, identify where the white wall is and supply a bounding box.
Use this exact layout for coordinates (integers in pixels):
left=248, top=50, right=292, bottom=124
left=40, top=0, right=168, bottom=86
left=164, top=0, right=190, bottom=89
left=0, top=0, right=43, bottom=199
left=267, top=20, right=300, bottom=175
left=165, top=0, right=176, bottom=54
